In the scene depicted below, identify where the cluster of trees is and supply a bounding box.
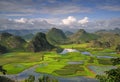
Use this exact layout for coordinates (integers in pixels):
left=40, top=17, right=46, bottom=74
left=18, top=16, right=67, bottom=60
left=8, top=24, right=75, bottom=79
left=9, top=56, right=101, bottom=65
left=96, top=58, right=120, bottom=82
left=0, top=76, right=15, bottom=82
left=0, top=44, right=8, bottom=54
left=0, top=65, right=7, bottom=75
left=25, top=75, right=58, bottom=82
left=116, top=44, right=120, bottom=53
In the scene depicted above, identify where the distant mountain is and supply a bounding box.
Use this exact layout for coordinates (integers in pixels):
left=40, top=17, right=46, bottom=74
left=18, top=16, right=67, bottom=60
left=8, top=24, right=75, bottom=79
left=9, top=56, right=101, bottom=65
left=0, top=29, right=49, bottom=36
left=0, top=32, right=26, bottom=51
left=70, top=29, right=99, bottom=43
left=22, top=33, right=34, bottom=41
left=64, top=31, right=73, bottom=37
left=96, top=28, right=120, bottom=35
left=27, top=32, right=54, bottom=52
left=46, top=28, right=67, bottom=45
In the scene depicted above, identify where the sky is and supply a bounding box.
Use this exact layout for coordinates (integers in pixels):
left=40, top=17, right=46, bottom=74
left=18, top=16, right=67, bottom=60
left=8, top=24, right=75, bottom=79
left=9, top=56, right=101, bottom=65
left=0, top=0, right=120, bottom=30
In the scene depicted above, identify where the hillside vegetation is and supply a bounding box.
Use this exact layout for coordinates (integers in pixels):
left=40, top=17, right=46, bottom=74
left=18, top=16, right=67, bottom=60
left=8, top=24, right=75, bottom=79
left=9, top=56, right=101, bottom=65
left=46, top=28, right=67, bottom=45
left=70, top=29, right=99, bottom=43
left=0, top=32, right=26, bottom=52
left=27, top=32, right=54, bottom=52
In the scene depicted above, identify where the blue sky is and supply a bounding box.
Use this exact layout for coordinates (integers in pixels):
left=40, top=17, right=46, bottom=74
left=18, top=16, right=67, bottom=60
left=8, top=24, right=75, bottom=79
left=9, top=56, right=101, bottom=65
left=0, top=0, right=120, bottom=19
left=0, top=0, right=120, bottom=30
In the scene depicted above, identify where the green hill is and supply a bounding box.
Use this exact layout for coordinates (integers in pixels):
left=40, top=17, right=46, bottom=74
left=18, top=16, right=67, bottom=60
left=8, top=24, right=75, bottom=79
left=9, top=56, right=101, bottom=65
left=27, top=32, right=54, bottom=52
left=46, top=28, right=67, bottom=45
left=97, top=32, right=120, bottom=48
left=70, top=29, right=99, bottom=43
left=0, top=32, right=26, bottom=51
left=22, top=33, right=34, bottom=41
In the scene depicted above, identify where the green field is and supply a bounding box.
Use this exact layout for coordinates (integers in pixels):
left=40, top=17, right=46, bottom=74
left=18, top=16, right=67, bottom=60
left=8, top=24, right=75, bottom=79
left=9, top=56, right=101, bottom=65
left=0, top=43, right=120, bottom=78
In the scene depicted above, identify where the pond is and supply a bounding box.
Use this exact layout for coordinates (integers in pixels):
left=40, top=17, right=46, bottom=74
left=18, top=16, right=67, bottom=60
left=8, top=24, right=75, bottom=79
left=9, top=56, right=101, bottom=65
left=60, top=48, right=79, bottom=54
left=68, top=61, right=84, bottom=64
left=81, top=51, right=93, bottom=56
left=1, top=64, right=98, bottom=82
left=96, top=56, right=117, bottom=59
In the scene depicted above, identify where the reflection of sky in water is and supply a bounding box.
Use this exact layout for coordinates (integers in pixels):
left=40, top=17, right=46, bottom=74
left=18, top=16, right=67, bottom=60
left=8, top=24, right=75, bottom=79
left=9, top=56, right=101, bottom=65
left=97, top=56, right=117, bottom=59
left=81, top=51, right=92, bottom=56
left=60, top=48, right=79, bottom=54
left=68, top=61, right=84, bottom=64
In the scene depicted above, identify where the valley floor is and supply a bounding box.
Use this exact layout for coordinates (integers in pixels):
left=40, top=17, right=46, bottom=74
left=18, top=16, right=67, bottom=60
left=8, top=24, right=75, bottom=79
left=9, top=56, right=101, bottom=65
left=0, top=43, right=120, bottom=81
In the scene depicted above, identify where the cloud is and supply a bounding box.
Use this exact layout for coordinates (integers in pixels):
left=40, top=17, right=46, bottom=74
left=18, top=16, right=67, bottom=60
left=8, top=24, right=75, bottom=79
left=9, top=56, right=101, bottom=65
left=99, top=5, right=120, bottom=11
left=78, top=17, right=89, bottom=24
left=62, top=16, right=89, bottom=25
left=0, top=18, right=55, bottom=30
left=14, top=18, right=27, bottom=23
left=0, top=0, right=91, bottom=17
left=0, top=17, right=120, bottom=30
left=62, top=16, right=77, bottom=25
left=40, top=5, right=91, bottom=15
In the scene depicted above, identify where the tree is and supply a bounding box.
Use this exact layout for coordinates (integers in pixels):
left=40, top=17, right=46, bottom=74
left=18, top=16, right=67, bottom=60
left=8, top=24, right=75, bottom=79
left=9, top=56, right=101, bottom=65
left=41, top=55, right=44, bottom=61
left=96, top=58, right=120, bottom=82
left=96, top=75, right=107, bottom=82
left=38, top=75, right=58, bottom=82
left=103, top=42, right=111, bottom=48
left=116, top=44, right=120, bottom=53
left=105, top=67, right=120, bottom=82
left=0, top=76, right=15, bottom=82
left=0, top=44, right=8, bottom=54
left=25, top=75, right=35, bottom=82
left=0, top=65, right=7, bottom=75
left=111, top=58, right=120, bottom=65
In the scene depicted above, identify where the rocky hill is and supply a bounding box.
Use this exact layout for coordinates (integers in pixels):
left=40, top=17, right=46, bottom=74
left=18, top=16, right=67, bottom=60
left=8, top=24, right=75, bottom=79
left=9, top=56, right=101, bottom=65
left=70, top=29, right=99, bottom=43
left=0, top=32, right=26, bottom=51
left=46, top=28, right=67, bottom=45
left=27, top=32, right=54, bottom=52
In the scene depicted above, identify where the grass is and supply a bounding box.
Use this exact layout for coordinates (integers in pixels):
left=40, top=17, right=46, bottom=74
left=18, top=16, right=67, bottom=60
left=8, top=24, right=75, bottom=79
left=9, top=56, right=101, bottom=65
left=88, top=57, right=94, bottom=63
left=60, top=43, right=89, bottom=49
left=0, top=51, right=61, bottom=74
left=0, top=43, right=120, bottom=78
left=97, top=59, right=113, bottom=65
left=0, top=52, right=43, bottom=65
left=3, top=62, right=38, bottom=74
left=53, top=64, right=85, bottom=76
left=36, top=63, right=64, bottom=74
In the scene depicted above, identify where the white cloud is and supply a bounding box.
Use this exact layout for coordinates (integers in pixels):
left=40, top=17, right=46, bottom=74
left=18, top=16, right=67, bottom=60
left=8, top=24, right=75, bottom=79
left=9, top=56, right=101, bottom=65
left=62, top=16, right=77, bottom=25
left=62, top=16, right=89, bottom=25
left=78, top=17, right=89, bottom=24
left=0, top=17, right=120, bottom=30
left=14, top=18, right=27, bottom=23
